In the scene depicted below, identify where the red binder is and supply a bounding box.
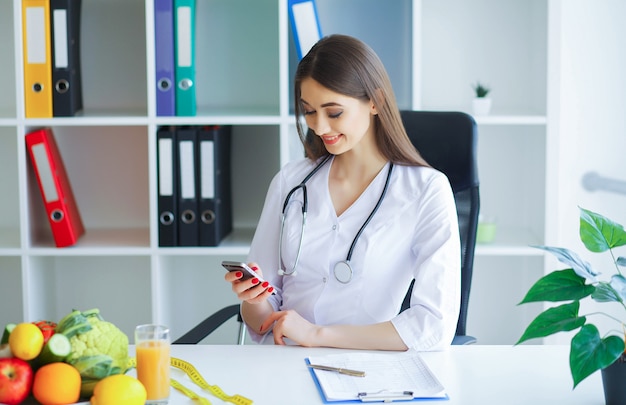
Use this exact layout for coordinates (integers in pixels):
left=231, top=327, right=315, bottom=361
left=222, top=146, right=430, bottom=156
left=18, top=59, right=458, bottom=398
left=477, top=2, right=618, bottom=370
left=25, top=128, right=85, bottom=247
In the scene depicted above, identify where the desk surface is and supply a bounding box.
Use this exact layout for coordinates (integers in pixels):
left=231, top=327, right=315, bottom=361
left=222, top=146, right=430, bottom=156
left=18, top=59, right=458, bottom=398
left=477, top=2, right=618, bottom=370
left=158, top=344, right=604, bottom=405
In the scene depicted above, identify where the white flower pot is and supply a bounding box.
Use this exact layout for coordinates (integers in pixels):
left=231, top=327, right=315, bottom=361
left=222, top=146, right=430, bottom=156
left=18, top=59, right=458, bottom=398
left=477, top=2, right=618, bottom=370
left=472, top=97, right=492, bottom=116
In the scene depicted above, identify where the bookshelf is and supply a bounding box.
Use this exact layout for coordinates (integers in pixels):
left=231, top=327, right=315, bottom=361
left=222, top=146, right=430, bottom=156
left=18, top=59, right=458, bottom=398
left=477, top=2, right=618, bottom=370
left=0, top=0, right=555, bottom=345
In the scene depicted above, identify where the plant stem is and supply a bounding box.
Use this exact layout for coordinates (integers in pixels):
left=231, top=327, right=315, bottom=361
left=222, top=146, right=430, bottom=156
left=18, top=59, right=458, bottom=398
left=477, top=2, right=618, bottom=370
left=610, top=248, right=623, bottom=276
left=584, top=311, right=625, bottom=326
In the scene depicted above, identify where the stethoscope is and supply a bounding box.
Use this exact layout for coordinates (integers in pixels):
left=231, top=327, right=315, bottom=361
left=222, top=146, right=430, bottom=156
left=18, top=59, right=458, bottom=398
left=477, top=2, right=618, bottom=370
left=277, top=154, right=394, bottom=284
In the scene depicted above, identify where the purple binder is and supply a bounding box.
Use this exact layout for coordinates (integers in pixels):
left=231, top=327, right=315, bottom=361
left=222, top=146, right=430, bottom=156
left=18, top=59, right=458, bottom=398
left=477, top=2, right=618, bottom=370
left=155, top=0, right=175, bottom=116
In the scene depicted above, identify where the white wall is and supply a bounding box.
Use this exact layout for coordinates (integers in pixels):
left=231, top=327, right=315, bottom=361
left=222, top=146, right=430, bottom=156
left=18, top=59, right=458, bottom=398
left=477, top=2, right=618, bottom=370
left=546, top=0, right=626, bottom=343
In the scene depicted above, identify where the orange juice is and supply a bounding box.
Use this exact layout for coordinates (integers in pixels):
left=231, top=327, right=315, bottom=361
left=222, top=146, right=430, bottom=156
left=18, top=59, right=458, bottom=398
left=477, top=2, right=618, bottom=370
left=136, top=340, right=170, bottom=401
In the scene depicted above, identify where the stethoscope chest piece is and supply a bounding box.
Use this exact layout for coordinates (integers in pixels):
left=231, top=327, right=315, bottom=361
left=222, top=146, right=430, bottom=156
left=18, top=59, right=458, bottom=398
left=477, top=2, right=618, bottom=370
left=333, top=261, right=353, bottom=284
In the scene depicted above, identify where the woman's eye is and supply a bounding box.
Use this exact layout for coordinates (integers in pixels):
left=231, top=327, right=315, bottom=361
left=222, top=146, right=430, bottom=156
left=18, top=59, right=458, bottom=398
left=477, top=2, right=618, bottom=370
left=328, top=111, right=343, bottom=119
left=303, top=110, right=315, bottom=116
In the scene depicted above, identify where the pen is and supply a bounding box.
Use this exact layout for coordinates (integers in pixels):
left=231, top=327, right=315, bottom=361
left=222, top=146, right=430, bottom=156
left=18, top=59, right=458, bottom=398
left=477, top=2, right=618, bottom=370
left=307, top=364, right=366, bottom=377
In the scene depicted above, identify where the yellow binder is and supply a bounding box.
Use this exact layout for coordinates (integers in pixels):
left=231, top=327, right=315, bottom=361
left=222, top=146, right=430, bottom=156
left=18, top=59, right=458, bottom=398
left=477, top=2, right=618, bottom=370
left=22, top=0, right=53, bottom=118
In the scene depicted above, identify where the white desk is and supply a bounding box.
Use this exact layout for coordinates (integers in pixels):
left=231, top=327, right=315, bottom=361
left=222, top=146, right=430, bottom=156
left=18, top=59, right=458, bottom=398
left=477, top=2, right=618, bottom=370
left=159, top=344, right=604, bottom=405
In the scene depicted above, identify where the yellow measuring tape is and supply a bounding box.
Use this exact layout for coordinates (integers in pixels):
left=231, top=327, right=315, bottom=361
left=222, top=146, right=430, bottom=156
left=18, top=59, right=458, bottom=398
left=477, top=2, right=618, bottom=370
left=127, top=357, right=253, bottom=405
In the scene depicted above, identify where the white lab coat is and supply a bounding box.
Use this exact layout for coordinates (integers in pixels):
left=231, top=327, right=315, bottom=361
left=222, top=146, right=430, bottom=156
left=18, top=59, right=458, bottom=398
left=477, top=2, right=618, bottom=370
left=247, top=156, right=460, bottom=351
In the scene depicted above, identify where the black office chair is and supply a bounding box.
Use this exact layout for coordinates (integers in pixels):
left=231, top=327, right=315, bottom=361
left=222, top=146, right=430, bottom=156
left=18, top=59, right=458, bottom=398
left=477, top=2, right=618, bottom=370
left=399, top=110, right=480, bottom=345
left=173, top=304, right=247, bottom=345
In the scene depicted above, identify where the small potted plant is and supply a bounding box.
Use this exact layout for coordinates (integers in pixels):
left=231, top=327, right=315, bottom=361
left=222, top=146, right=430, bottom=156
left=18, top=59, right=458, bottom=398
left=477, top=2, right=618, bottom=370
left=471, top=82, right=492, bottom=116
left=517, top=207, right=626, bottom=404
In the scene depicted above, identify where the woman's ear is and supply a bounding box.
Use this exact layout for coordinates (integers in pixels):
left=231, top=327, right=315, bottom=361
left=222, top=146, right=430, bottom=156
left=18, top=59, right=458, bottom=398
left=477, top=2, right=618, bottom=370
left=371, top=88, right=385, bottom=115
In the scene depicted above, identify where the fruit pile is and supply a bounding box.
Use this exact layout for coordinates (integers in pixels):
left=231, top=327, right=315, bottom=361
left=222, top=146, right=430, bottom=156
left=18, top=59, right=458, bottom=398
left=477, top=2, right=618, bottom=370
left=0, top=310, right=147, bottom=405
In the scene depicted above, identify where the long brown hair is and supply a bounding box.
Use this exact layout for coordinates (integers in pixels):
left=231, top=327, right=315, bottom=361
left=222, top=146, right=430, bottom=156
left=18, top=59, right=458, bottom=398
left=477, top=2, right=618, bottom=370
left=294, top=34, right=429, bottom=167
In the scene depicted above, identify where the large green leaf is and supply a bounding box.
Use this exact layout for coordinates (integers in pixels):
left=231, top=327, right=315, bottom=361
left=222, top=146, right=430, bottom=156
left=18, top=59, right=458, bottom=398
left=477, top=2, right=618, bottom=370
left=591, top=281, right=622, bottom=303
left=610, top=275, right=626, bottom=302
left=592, top=276, right=626, bottom=303
left=532, top=245, right=599, bottom=281
left=569, top=324, right=625, bottom=388
left=579, top=207, right=626, bottom=252
left=516, top=301, right=586, bottom=344
left=519, top=269, right=594, bottom=304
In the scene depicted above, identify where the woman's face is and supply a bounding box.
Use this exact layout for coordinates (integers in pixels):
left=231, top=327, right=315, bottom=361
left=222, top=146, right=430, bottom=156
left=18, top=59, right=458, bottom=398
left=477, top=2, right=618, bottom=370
left=300, top=78, right=376, bottom=156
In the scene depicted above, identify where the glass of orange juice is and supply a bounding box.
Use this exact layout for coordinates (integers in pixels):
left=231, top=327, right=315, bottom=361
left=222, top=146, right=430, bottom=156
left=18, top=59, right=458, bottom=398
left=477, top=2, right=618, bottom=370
left=135, top=324, right=170, bottom=404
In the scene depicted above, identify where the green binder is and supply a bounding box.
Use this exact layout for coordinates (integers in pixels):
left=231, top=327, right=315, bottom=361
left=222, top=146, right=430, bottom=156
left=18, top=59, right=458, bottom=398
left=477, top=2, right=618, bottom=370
left=174, top=0, right=196, bottom=116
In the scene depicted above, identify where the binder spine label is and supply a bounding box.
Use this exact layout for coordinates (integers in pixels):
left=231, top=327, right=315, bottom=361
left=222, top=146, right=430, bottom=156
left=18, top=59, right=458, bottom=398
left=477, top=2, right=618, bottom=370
left=176, top=7, right=192, bottom=67
left=179, top=141, right=195, bottom=199
left=200, top=141, right=215, bottom=199
left=158, top=138, right=174, bottom=196
left=31, top=143, right=59, bottom=203
left=26, top=7, right=47, bottom=63
left=52, top=10, right=68, bottom=68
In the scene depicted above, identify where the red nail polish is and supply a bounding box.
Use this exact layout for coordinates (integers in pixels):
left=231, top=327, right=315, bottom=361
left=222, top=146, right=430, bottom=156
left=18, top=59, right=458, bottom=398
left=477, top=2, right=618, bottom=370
left=235, top=271, right=243, bottom=278
left=268, top=287, right=274, bottom=293
left=251, top=266, right=259, bottom=271
left=252, top=278, right=259, bottom=284
left=262, top=281, right=269, bottom=288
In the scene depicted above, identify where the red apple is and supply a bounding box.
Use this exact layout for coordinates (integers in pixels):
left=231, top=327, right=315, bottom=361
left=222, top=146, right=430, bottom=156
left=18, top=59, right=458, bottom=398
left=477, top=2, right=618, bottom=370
left=0, top=357, right=33, bottom=405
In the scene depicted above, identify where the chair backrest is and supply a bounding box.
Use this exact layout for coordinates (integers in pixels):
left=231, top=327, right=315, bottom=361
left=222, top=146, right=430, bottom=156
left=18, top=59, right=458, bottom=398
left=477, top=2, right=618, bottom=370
left=398, top=110, right=480, bottom=340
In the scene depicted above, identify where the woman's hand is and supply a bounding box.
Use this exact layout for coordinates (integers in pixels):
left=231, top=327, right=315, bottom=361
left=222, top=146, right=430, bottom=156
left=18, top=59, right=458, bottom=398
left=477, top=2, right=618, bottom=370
left=224, top=262, right=274, bottom=304
left=260, top=309, right=322, bottom=346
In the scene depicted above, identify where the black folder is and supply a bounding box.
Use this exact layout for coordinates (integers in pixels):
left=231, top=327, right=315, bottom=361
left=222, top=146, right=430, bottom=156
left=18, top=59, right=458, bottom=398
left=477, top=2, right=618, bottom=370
left=50, top=0, right=83, bottom=116
left=157, top=126, right=178, bottom=247
left=176, top=126, right=199, bottom=246
left=197, top=125, right=232, bottom=246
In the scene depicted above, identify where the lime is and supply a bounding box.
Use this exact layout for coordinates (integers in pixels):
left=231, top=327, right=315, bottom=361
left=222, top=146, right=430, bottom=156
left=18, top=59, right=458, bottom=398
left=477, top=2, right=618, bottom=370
left=90, top=374, right=147, bottom=405
left=9, top=322, right=44, bottom=360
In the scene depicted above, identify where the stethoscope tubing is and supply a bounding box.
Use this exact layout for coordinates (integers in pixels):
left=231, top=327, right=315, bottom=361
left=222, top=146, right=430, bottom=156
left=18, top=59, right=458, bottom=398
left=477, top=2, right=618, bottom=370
left=278, top=155, right=331, bottom=276
left=278, top=154, right=393, bottom=283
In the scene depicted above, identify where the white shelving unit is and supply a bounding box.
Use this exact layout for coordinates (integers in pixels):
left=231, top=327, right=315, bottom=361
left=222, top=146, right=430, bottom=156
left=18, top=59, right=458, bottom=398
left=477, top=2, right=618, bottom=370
left=0, top=0, right=556, bottom=345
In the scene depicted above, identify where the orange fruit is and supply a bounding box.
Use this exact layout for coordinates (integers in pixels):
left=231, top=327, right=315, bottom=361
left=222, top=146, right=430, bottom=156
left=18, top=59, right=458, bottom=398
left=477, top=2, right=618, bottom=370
left=32, top=362, right=81, bottom=405
left=9, top=322, right=44, bottom=360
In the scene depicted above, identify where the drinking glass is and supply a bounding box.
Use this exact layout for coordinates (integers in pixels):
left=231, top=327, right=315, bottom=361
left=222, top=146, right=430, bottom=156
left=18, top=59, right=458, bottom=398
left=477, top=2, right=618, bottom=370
left=135, top=324, right=170, bottom=404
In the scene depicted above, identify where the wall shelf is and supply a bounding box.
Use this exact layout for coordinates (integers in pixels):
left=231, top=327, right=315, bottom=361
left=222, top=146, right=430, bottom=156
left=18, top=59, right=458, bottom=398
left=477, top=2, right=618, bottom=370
left=0, top=0, right=554, bottom=345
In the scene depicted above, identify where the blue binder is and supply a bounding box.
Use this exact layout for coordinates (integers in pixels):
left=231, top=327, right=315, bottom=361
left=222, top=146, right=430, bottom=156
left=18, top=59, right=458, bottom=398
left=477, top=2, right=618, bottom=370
left=174, top=0, right=196, bottom=116
left=155, top=0, right=176, bottom=116
left=288, top=0, right=322, bottom=60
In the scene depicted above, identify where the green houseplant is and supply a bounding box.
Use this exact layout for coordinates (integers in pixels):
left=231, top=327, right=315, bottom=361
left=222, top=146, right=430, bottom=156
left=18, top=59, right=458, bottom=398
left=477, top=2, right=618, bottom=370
left=471, top=81, right=492, bottom=116
left=472, top=82, right=491, bottom=98
left=517, top=207, right=626, bottom=390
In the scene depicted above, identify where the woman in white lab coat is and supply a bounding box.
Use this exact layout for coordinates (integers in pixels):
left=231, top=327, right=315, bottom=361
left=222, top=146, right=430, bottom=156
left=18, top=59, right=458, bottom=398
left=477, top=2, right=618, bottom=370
left=225, top=34, right=460, bottom=351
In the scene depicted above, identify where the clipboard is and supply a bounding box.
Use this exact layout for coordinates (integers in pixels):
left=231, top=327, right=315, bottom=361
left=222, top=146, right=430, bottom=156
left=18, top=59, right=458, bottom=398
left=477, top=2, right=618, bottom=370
left=305, top=353, right=449, bottom=403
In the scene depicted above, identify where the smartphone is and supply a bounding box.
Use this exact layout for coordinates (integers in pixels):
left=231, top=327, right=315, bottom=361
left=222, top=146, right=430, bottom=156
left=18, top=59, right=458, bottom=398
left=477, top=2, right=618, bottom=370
left=222, top=260, right=259, bottom=281
left=221, top=261, right=276, bottom=294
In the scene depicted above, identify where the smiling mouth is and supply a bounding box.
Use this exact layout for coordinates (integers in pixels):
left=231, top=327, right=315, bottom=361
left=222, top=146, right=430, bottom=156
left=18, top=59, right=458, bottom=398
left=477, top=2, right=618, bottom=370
left=321, top=134, right=342, bottom=145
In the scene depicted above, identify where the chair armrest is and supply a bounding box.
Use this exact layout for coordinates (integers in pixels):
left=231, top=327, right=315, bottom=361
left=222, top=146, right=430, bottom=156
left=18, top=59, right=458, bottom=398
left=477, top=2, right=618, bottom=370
left=452, top=334, right=477, bottom=345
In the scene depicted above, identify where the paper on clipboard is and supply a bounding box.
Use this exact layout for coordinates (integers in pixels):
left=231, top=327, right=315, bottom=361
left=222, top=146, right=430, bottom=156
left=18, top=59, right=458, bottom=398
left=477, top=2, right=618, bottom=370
left=306, top=351, right=448, bottom=402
